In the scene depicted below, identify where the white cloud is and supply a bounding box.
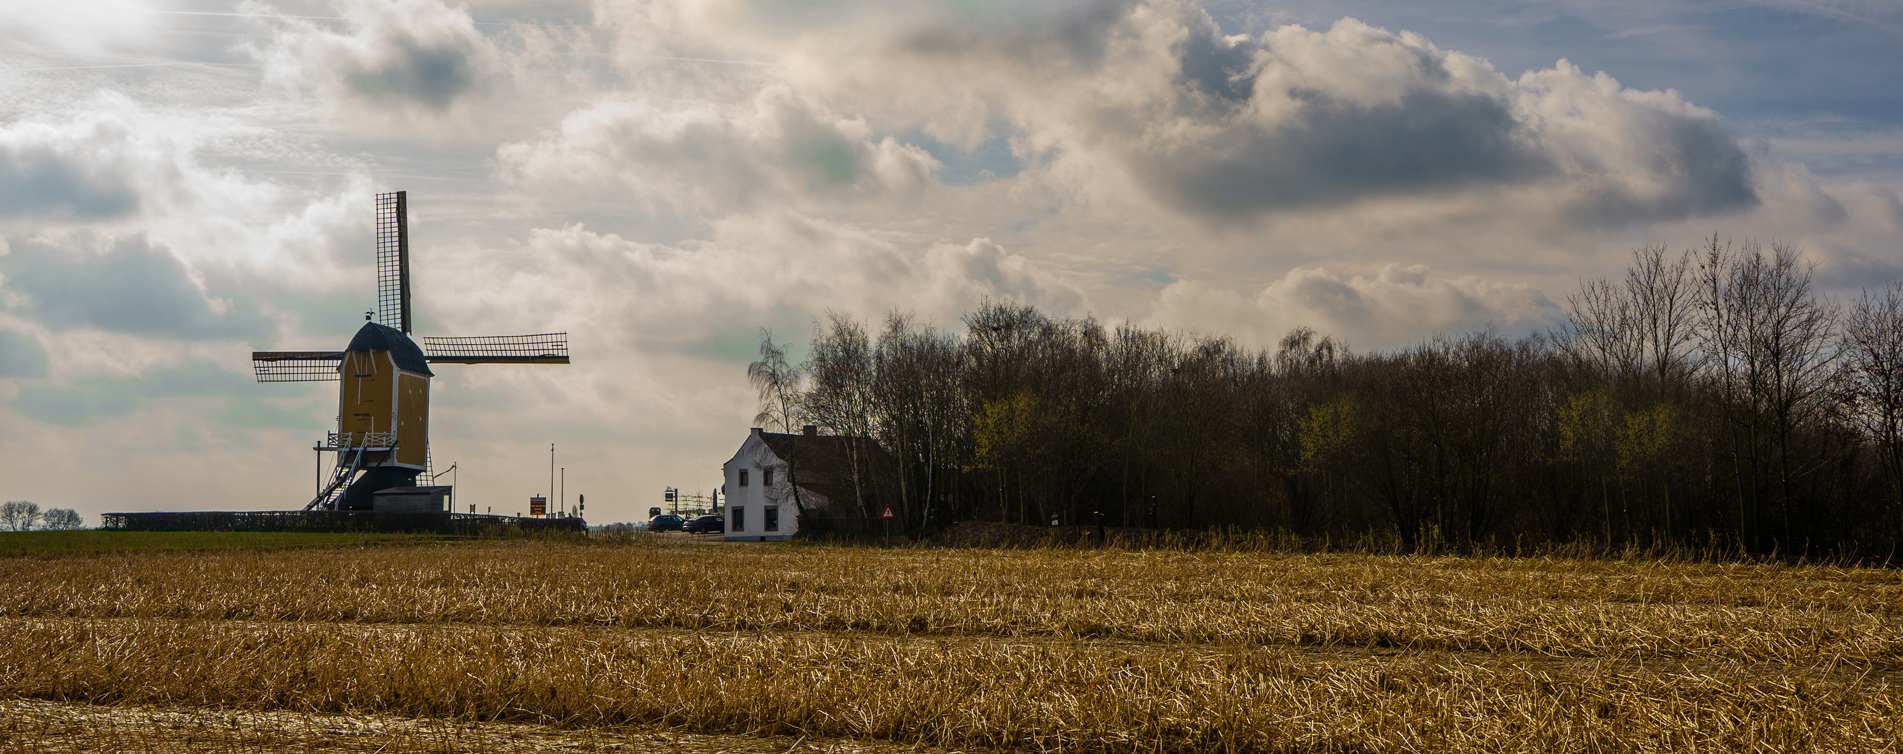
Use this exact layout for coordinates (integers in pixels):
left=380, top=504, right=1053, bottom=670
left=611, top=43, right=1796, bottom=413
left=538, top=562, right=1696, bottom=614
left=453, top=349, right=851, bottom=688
left=1151, top=264, right=1561, bottom=349
left=1516, top=60, right=1754, bottom=224
left=0, top=92, right=270, bottom=224
left=640, top=4, right=1757, bottom=227
left=497, top=84, right=940, bottom=223
left=0, top=0, right=154, bottom=59
left=427, top=214, right=1081, bottom=358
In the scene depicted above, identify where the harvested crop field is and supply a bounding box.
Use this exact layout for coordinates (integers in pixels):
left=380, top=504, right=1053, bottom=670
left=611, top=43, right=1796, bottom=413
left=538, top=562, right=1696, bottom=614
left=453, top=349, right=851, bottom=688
left=1, top=534, right=1899, bottom=752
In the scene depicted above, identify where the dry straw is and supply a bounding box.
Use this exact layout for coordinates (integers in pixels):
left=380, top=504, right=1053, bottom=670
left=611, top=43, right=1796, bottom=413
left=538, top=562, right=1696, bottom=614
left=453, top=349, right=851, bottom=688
left=1, top=539, right=1899, bottom=752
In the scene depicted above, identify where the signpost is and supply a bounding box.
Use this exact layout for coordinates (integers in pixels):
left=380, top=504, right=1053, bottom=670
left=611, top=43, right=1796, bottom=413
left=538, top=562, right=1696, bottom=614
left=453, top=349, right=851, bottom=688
left=529, top=495, right=547, bottom=517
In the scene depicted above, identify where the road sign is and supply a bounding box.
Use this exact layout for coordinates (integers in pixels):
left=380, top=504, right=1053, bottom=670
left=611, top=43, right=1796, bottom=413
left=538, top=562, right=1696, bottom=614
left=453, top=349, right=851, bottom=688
left=529, top=495, right=547, bottom=517
left=880, top=505, right=896, bottom=521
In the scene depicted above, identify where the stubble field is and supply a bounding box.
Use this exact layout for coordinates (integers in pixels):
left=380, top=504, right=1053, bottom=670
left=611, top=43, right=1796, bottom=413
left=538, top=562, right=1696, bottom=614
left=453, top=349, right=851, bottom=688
left=0, top=533, right=1898, bottom=752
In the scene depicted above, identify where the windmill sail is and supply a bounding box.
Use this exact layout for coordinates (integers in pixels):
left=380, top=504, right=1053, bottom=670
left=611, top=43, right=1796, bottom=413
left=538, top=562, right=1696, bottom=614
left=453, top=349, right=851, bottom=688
left=252, top=350, right=344, bottom=382
left=375, top=191, right=412, bottom=333
left=422, top=333, right=570, bottom=364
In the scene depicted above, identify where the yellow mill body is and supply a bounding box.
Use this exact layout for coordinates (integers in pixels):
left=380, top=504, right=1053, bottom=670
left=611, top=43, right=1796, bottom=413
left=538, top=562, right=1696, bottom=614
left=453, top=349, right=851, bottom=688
left=336, top=321, right=432, bottom=471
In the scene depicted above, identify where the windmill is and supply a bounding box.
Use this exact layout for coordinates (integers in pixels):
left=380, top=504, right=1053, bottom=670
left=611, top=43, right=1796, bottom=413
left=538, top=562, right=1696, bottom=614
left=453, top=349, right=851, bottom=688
left=251, top=191, right=570, bottom=511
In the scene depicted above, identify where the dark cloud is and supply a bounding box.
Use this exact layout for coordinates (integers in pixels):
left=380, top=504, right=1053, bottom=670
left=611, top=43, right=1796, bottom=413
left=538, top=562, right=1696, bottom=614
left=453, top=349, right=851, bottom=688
left=1814, top=245, right=1903, bottom=291
left=256, top=0, right=493, bottom=113
left=0, top=328, right=48, bottom=379
left=693, top=3, right=1763, bottom=227
left=1566, top=114, right=1758, bottom=225
left=11, top=362, right=257, bottom=426
left=896, top=1, right=1140, bottom=68
left=717, top=1, right=1142, bottom=68
left=1176, top=16, right=1256, bottom=102
left=1131, top=87, right=1552, bottom=219
left=1115, top=17, right=1759, bottom=225
left=0, top=236, right=269, bottom=341
left=342, top=31, right=481, bottom=110
left=0, top=141, right=140, bottom=220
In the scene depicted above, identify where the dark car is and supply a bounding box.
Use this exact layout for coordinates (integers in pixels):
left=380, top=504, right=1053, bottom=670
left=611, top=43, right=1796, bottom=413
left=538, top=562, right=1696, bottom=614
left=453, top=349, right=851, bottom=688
left=648, top=514, right=685, bottom=532
left=684, top=515, right=725, bottom=534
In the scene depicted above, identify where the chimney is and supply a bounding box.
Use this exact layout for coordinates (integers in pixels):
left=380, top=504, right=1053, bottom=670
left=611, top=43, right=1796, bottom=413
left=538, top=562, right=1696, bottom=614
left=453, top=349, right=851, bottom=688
left=750, top=427, right=763, bottom=436
left=802, top=424, right=818, bottom=437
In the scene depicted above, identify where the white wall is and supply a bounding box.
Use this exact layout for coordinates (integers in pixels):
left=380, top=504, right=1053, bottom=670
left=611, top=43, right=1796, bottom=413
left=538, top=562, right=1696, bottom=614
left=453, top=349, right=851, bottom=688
left=721, top=431, right=801, bottom=541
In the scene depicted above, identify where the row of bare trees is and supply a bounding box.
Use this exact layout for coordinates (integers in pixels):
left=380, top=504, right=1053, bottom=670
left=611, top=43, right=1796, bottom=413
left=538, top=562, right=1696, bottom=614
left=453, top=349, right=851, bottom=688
left=756, top=237, right=1903, bottom=555
left=1, top=500, right=83, bottom=531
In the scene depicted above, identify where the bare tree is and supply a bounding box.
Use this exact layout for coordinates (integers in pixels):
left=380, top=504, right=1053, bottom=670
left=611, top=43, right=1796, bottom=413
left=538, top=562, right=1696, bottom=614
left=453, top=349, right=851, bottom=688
left=1694, top=234, right=1756, bottom=543
left=872, top=315, right=966, bottom=533
left=1565, top=276, right=1642, bottom=380
left=1844, top=282, right=1903, bottom=536
left=40, top=508, right=83, bottom=530
left=1748, top=244, right=1839, bottom=547
left=749, top=331, right=809, bottom=518
left=1697, top=239, right=1839, bottom=547
left=1565, top=244, right=1696, bottom=391
left=0, top=500, right=41, bottom=531
left=805, top=314, right=879, bottom=522
left=1626, top=244, right=1697, bottom=390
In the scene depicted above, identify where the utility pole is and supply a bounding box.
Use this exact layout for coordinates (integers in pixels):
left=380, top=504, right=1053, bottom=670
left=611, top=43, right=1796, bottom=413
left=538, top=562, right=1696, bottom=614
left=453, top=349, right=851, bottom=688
left=549, top=443, right=555, bottom=507
left=560, top=467, right=566, bottom=516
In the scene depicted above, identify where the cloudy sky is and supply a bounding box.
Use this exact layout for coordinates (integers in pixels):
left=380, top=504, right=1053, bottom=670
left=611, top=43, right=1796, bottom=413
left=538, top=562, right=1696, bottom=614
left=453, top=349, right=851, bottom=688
left=1, top=0, right=1898, bottom=524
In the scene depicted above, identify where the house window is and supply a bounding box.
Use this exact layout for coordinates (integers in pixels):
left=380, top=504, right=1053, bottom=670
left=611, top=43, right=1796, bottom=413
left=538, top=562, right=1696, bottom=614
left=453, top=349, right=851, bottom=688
left=738, top=469, right=748, bottom=487
left=731, top=506, right=745, bottom=532
left=765, top=506, right=779, bottom=532
left=764, top=467, right=774, bottom=487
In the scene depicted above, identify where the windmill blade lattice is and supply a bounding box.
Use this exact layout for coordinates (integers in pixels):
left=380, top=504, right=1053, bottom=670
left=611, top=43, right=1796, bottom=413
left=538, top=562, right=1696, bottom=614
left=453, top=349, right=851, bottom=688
left=252, top=351, right=344, bottom=382
left=422, top=333, right=570, bottom=364
left=374, top=191, right=412, bottom=333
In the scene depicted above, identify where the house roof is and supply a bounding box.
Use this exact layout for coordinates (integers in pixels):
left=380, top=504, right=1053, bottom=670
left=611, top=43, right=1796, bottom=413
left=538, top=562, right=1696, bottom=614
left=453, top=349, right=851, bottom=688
left=752, top=429, right=893, bottom=507
left=347, top=321, right=433, bottom=376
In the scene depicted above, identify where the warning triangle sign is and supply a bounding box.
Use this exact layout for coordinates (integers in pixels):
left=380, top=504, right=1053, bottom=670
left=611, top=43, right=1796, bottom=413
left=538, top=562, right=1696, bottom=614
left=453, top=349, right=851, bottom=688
left=880, top=505, right=896, bottom=520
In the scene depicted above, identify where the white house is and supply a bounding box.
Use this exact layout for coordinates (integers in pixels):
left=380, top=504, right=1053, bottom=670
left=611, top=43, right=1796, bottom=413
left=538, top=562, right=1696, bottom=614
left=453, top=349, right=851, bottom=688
left=722, top=425, right=882, bottom=541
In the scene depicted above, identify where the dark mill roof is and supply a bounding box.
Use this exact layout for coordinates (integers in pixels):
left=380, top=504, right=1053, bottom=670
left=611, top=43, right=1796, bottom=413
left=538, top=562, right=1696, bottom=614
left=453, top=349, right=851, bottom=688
left=347, top=321, right=433, bottom=376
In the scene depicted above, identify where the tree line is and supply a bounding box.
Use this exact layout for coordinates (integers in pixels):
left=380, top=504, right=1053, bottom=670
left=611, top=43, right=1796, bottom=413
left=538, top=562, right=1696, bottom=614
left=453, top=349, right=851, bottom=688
left=750, top=237, right=1903, bottom=556
left=1, top=500, right=83, bottom=531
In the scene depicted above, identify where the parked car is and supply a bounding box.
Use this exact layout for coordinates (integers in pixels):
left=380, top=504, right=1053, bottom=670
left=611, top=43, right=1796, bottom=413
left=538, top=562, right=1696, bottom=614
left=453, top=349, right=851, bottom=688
left=648, top=514, right=685, bottom=532
left=684, top=515, right=725, bottom=534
